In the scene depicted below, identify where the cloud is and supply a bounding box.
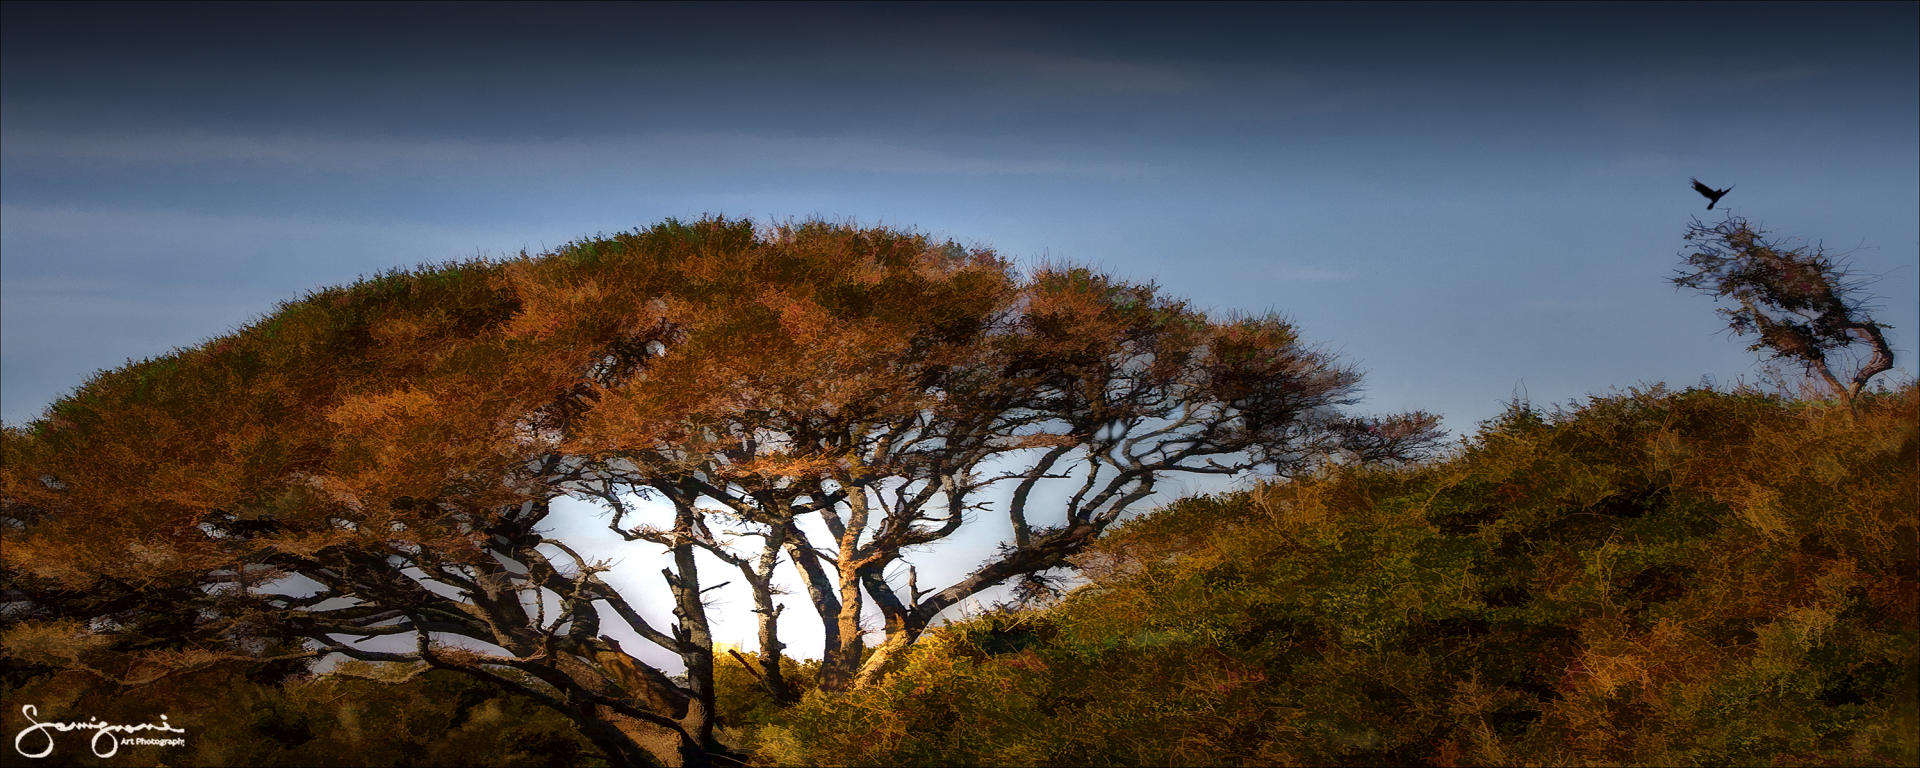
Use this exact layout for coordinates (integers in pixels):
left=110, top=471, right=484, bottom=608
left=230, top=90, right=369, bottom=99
left=0, top=204, right=553, bottom=422
left=0, top=203, right=552, bottom=293
left=1269, top=264, right=1355, bottom=282
left=0, top=202, right=529, bottom=246
left=1583, top=150, right=1681, bottom=179
left=0, top=203, right=457, bottom=245
left=0, top=130, right=1158, bottom=180
left=0, top=275, right=272, bottom=423
left=1735, top=65, right=1827, bottom=85
left=965, top=51, right=1206, bottom=94
left=1625, top=62, right=1832, bottom=95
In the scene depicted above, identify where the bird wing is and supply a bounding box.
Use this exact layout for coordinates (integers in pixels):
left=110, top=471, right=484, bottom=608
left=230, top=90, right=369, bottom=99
left=1691, top=178, right=1714, bottom=196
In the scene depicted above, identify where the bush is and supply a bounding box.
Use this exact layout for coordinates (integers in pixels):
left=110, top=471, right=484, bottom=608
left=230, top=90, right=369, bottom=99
left=749, top=385, right=1918, bottom=766
left=0, top=663, right=600, bottom=766
left=711, top=650, right=820, bottom=752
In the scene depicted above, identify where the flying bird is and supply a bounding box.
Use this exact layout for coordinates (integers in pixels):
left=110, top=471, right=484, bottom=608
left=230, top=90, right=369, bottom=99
left=1691, top=178, right=1733, bottom=210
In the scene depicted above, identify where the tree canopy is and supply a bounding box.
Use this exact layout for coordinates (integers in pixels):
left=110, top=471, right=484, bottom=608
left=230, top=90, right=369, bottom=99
left=1676, top=215, right=1897, bottom=404
left=1, top=217, right=1438, bottom=766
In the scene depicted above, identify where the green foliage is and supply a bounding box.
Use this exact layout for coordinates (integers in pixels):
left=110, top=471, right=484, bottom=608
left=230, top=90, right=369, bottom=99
left=709, top=651, right=821, bottom=752
left=749, top=385, right=1918, bottom=766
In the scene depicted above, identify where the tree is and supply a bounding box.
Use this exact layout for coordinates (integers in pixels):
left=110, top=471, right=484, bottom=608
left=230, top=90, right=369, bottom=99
left=1, top=218, right=1439, bottom=766
left=1674, top=215, right=1897, bottom=406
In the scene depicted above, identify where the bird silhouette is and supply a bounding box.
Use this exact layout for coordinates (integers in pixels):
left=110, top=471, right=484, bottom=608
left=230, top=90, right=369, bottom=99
left=1691, top=178, right=1733, bottom=210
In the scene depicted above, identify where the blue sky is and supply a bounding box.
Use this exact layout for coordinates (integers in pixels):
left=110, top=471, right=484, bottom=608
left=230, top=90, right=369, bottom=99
left=3, top=1, right=1915, bottom=660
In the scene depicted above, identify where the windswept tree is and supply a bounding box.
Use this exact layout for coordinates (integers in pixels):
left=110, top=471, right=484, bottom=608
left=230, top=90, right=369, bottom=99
left=1676, top=215, right=1897, bottom=405
left=1, top=218, right=1439, bottom=766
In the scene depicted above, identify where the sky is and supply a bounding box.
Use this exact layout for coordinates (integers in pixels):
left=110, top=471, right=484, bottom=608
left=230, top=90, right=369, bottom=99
left=3, top=1, right=1916, bottom=664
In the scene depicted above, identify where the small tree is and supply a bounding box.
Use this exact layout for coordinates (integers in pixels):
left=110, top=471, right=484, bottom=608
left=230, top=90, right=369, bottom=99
left=1675, top=216, right=1897, bottom=405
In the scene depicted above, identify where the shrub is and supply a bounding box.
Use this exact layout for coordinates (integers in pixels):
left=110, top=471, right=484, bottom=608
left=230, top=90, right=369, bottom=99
left=748, top=385, right=1918, bottom=766
left=0, top=663, right=600, bottom=766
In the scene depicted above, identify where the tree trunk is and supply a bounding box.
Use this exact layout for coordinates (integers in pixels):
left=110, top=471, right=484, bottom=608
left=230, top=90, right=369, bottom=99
left=667, top=515, right=718, bottom=748
left=816, top=574, right=868, bottom=692
left=781, top=532, right=843, bottom=692
left=818, top=486, right=872, bottom=692
left=852, top=627, right=920, bottom=688
left=748, top=523, right=791, bottom=700
left=752, top=591, right=789, bottom=699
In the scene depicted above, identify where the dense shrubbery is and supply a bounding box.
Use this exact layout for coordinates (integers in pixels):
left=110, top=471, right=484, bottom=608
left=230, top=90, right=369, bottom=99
left=1, top=663, right=599, bottom=766
left=744, top=384, right=1917, bottom=766
left=711, top=651, right=822, bottom=745
left=6, top=385, right=1910, bottom=766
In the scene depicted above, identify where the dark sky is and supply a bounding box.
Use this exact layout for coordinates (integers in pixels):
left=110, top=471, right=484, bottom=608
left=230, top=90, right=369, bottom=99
left=4, top=1, right=1916, bottom=659
left=6, top=2, right=1914, bottom=427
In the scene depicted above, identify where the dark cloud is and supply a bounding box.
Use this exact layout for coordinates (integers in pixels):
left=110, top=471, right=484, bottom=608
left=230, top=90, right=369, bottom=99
left=6, top=2, right=1913, bottom=141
